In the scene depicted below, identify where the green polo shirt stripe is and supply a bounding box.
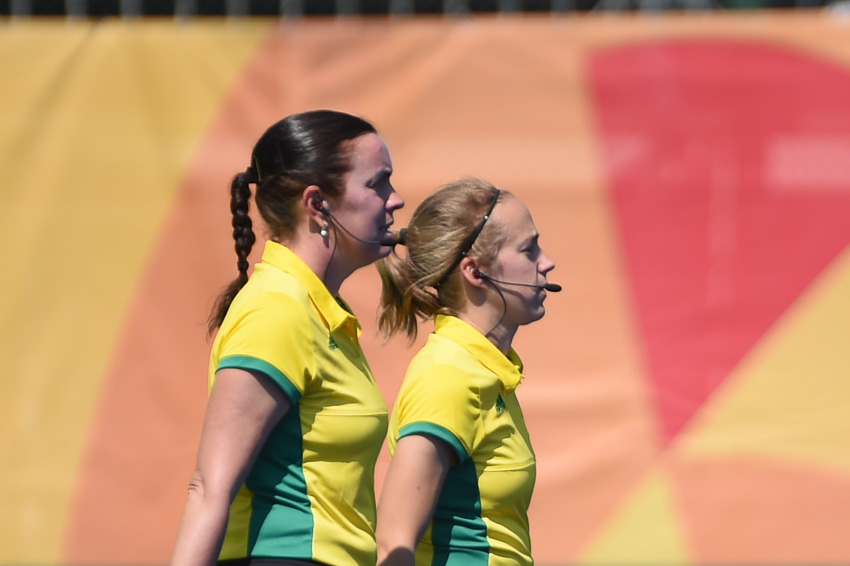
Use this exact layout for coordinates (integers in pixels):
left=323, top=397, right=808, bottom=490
left=217, top=354, right=302, bottom=403
left=432, top=458, right=489, bottom=566
left=246, top=408, right=312, bottom=558
left=398, top=422, right=469, bottom=463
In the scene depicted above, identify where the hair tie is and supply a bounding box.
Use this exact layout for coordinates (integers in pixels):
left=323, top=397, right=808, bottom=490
left=245, top=165, right=259, bottom=184
left=237, top=259, right=250, bottom=272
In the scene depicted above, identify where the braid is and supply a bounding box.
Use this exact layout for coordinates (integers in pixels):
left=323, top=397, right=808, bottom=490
left=231, top=176, right=256, bottom=276
left=208, top=172, right=256, bottom=335
left=207, top=110, right=378, bottom=336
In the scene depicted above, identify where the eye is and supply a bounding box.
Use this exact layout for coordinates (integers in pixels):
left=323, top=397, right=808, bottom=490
left=367, top=171, right=392, bottom=191
left=522, top=238, right=541, bottom=259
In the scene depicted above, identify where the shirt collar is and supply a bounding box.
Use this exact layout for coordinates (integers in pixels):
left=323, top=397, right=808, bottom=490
left=433, top=314, right=525, bottom=394
left=260, top=241, right=361, bottom=338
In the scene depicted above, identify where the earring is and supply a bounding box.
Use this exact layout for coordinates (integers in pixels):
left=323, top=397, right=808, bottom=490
left=320, top=225, right=329, bottom=238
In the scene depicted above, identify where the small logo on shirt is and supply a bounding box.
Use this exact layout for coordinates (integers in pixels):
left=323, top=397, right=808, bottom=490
left=496, top=394, right=506, bottom=414
left=328, top=336, right=339, bottom=350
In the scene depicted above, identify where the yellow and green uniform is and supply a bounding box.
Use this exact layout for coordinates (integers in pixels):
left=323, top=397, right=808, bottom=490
left=210, top=241, right=388, bottom=566
left=387, top=315, right=537, bottom=566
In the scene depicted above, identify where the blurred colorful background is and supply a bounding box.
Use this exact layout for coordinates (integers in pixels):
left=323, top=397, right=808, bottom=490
left=2, top=8, right=850, bottom=566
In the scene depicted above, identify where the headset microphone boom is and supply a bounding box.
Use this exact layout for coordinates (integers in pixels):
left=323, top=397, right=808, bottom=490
left=311, top=199, right=555, bottom=287
left=473, top=269, right=562, bottom=293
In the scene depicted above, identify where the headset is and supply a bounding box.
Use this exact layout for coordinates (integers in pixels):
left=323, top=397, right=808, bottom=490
left=312, top=197, right=403, bottom=246
left=310, top=197, right=559, bottom=292
left=473, top=268, right=562, bottom=293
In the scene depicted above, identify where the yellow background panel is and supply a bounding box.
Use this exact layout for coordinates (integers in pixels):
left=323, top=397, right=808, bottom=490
left=0, top=20, right=271, bottom=562
left=577, top=468, right=691, bottom=564
left=678, top=245, right=850, bottom=473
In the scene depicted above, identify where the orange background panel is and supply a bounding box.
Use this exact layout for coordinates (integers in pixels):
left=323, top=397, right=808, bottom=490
left=671, top=457, right=850, bottom=563
left=1, top=13, right=849, bottom=566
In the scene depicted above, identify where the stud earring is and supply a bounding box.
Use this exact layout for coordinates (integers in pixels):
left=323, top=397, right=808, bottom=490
left=320, top=225, right=329, bottom=238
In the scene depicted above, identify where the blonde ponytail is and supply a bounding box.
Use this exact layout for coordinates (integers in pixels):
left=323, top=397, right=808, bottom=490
left=377, top=178, right=508, bottom=341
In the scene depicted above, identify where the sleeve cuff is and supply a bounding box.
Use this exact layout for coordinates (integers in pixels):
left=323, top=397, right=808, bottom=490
left=217, top=355, right=302, bottom=403
left=398, top=422, right=469, bottom=463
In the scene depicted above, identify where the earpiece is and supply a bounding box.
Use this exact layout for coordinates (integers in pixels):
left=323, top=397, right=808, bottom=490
left=308, top=195, right=401, bottom=247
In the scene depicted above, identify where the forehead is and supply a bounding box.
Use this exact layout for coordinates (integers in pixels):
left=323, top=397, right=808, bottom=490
left=492, top=195, right=537, bottom=240
left=348, top=132, right=392, bottom=172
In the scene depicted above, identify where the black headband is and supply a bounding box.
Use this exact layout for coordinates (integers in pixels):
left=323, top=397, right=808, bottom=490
left=435, top=189, right=501, bottom=288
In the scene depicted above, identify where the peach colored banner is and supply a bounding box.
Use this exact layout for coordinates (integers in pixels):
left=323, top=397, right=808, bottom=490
left=2, top=13, right=850, bottom=565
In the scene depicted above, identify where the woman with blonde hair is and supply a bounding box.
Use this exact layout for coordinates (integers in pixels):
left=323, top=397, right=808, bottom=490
left=375, top=177, right=557, bottom=566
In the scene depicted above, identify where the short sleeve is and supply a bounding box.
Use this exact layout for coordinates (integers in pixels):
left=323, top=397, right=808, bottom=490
left=395, top=364, right=481, bottom=463
left=215, top=292, right=314, bottom=403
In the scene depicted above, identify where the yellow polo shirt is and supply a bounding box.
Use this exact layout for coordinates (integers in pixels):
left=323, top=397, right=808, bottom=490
left=387, top=315, right=537, bottom=566
left=210, top=241, right=388, bottom=566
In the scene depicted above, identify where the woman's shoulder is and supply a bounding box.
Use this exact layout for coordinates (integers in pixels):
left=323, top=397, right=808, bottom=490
left=420, top=334, right=501, bottom=380
left=232, top=269, right=311, bottom=316
left=219, top=281, right=314, bottom=346
left=402, top=338, right=500, bottom=403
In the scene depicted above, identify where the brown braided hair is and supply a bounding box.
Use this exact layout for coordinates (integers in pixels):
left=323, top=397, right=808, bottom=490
left=207, top=110, right=377, bottom=334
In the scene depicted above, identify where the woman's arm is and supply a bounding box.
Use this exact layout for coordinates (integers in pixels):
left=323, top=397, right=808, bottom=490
left=376, top=434, right=454, bottom=566
left=170, top=368, right=292, bottom=566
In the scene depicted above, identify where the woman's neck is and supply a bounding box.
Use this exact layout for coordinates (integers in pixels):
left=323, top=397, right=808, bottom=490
left=455, top=310, right=517, bottom=355
left=277, top=236, right=352, bottom=296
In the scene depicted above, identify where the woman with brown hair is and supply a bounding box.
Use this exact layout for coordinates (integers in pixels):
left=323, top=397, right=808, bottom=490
left=170, top=109, right=404, bottom=566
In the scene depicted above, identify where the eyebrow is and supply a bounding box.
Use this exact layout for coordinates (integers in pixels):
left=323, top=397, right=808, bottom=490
left=521, top=233, right=540, bottom=248
left=367, top=168, right=392, bottom=186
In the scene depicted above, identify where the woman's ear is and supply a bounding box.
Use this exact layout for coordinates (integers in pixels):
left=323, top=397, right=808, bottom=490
left=459, top=257, right=487, bottom=289
left=302, top=185, right=326, bottom=226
